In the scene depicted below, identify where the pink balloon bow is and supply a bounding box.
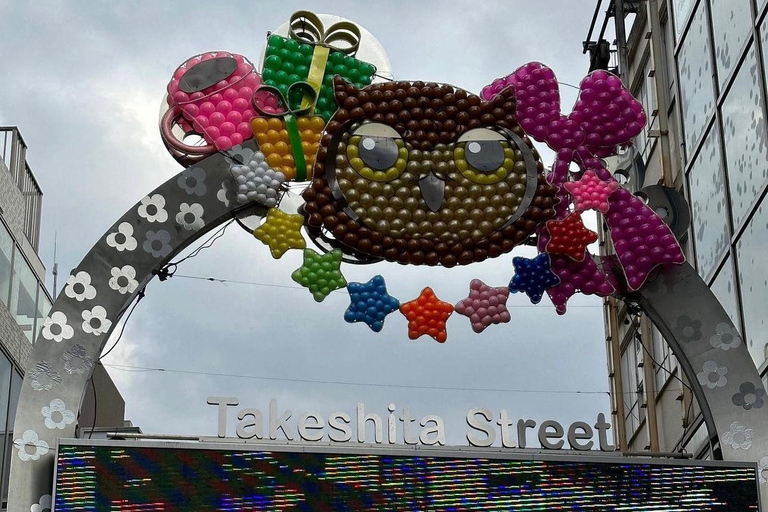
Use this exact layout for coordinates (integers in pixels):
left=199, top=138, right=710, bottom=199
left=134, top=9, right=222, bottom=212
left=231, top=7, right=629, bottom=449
left=481, top=62, right=684, bottom=308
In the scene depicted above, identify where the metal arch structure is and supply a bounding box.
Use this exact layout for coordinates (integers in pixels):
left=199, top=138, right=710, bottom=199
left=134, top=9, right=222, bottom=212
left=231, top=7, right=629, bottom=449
left=7, top=143, right=768, bottom=511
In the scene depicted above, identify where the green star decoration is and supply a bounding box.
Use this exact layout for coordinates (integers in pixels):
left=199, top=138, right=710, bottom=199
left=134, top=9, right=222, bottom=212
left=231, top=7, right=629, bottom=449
left=291, top=248, right=347, bottom=302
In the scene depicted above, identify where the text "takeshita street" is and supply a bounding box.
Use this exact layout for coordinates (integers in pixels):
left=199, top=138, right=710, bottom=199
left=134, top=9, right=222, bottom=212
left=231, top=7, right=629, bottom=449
left=208, top=397, right=616, bottom=451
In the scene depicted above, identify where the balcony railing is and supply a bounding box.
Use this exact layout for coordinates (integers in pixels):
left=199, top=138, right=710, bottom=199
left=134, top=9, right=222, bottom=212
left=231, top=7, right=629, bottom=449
left=0, top=127, right=43, bottom=251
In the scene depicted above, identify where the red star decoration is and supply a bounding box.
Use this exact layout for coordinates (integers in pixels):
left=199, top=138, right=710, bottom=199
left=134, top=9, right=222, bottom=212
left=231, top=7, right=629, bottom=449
left=545, top=212, right=598, bottom=262
left=399, top=287, right=454, bottom=343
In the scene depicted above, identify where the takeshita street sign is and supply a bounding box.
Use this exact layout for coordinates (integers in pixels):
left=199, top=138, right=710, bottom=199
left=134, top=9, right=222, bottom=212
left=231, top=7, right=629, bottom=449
left=8, top=10, right=768, bottom=512
left=207, top=397, right=616, bottom=451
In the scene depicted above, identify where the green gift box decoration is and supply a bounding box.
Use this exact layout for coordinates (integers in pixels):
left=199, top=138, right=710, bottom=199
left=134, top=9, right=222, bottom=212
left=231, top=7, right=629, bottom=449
left=261, top=11, right=377, bottom=122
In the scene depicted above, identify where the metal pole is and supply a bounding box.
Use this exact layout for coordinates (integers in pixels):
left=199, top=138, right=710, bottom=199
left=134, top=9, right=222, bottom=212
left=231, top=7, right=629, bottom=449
left=647, top=0, right=674, bottom=186
left=614, top=0, right=630, bottom=86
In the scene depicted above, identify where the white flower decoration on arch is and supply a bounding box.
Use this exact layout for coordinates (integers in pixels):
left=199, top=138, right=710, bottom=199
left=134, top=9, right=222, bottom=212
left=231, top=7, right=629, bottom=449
left=41, top=312, right=74, bottom=343
left=137, top=194, right=169, bottom=223
left=28, top=361, right=62, bottom=391
left=30, top=494, right=51, bottom=512
left=109, top=265, right=139, bottom=295
left=223, top=144, right=255, bottom=166
left=710, top=322, right=742, bottom=351
left=63, top=345, right=93, bottom=375
left=41, top=399, right=75, bottom=430
left=143, top=230, right=172, bottom=258
left=14, top=430, right=49, bottom=462
left=721, top=421, right=755, bottom=450
left=176, top=203, right=205, bottom=231
left=759, top=456, right=768, bottom=484
left=106, top=222, right=138, bottom=252
left=217, top=179, right=235, bottom=207
left=696, top=360, right=728, bottom=389
left=178, top=166, right=207, bottom=196
left=81, top=306, right=112, bottom=336
left=64, top=271, right=97, bottom=302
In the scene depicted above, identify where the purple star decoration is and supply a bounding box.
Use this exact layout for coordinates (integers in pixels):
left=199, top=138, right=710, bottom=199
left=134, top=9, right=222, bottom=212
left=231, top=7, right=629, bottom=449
left=455, top=279, right=511, bottom=333
left=508, top=253, right=561, bottom=305
left=344, top=275, right=400, bottom=332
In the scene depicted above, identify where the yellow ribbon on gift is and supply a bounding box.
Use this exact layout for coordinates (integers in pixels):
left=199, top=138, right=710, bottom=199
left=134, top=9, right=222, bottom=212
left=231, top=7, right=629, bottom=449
left=287, top=10, right=362, bottom=112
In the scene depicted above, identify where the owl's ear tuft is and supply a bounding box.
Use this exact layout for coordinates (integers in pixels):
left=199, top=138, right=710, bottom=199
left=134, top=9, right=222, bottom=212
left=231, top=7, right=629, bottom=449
left=333, top=76, right=358, bottom=104
left=488, top=85, right=516, bottom=106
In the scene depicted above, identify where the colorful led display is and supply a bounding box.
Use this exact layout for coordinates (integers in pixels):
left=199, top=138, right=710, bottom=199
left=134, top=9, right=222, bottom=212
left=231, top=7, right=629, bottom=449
left=53, top=442, right=758, bottom=511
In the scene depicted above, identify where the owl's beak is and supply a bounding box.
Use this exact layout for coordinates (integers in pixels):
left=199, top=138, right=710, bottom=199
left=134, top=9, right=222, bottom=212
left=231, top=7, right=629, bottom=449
left=418, top=172, right=446, bottom=212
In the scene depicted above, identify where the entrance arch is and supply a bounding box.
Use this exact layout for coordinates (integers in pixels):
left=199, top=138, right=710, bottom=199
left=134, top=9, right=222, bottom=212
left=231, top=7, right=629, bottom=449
left=8, top=140, right=768, bottom=511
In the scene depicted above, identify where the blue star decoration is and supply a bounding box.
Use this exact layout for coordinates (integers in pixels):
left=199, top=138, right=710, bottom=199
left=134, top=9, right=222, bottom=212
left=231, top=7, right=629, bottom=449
left=508, top=253, right=561, bottom=304
left=344, top=275, right=400, bottom=332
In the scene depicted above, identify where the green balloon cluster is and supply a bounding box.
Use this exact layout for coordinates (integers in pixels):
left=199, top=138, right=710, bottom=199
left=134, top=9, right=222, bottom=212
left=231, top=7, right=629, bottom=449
left=262, top=35, right=376, bottom=121
left=291, top=248, right=348, bottom=302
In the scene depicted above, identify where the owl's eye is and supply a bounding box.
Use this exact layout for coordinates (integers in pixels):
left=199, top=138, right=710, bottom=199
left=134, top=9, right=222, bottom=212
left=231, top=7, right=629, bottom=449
left=346, top=123, right=408, bottom=182
left=359, top=136, right=399, bottom=169
left=455, top=128, right=517, bottom=185
left=464, top=140, right=505, bottom=171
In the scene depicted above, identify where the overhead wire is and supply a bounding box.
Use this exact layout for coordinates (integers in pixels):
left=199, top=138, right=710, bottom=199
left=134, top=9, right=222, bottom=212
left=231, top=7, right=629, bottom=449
left=626, top=307, right=698, bottom=451
left=168, top=273, right=604, bottom=307
left=158, top=219, right=235, bottom=280
left=103, top=361, right=612, bottom=396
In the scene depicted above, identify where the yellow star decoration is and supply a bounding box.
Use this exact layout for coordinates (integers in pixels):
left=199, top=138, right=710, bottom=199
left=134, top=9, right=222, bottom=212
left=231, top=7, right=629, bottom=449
left=253, top=207, right=306, bottom=259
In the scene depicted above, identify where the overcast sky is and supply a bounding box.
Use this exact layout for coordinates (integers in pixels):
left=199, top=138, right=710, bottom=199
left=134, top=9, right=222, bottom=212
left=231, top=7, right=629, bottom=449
left=0, top=0, right=622, bottom=447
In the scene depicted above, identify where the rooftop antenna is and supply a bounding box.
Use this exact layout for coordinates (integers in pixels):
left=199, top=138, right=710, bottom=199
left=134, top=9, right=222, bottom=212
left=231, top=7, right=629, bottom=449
left=52, top=231, right=59, bottom=298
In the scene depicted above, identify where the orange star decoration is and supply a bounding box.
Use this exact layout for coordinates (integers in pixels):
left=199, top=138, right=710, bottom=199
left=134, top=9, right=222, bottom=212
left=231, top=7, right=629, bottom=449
left=399, top=287, right=454, bottom=343
left=545, top=212, right=598, bottom=262
left=253, top=207, right=306, bottom=259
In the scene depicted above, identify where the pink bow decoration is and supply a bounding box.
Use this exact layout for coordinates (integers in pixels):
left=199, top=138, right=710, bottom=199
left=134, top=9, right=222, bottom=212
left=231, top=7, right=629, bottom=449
left=482, top=62, right=684, bottom=303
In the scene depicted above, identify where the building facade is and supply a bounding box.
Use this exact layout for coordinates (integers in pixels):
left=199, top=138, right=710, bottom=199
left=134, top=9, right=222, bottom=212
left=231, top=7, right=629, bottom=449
left=599, top=0, right=768, bottom=459
left=0, top=126, right=127, bottom=507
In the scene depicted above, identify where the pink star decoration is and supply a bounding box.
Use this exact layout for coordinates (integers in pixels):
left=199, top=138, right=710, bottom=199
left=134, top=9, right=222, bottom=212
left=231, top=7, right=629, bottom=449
left=454, top=279, right=511, bottom=333
left=563, top=169, right=620, bottom=214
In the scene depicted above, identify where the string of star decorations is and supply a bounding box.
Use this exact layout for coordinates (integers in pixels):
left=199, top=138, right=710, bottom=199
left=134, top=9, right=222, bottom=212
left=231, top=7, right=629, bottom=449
left=252, top=200, right=599, bottom=343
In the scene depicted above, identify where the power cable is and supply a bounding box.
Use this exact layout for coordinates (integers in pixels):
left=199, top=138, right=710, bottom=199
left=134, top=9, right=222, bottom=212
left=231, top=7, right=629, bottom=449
left=157, top=219, right=234, bottom=281
left=87, top=375, right=97, bottom=440
left=102, top=361, right=653, bottom=397
left=627, top=308, right=692, bottom=393
left=626, top=307, right=699, bottom=450
left=99, top=287, right=146, bottom=362
left=168, top=273, right=603, bottom=307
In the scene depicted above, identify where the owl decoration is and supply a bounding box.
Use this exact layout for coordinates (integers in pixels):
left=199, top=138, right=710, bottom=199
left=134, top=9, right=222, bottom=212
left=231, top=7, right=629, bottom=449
left=303, top=78, right=559, bottom=267
left=160, top=11, right=686, bottom=342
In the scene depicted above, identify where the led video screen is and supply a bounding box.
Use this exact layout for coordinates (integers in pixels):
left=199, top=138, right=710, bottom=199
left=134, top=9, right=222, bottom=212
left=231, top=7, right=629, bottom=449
left=54, top=441, right=759, bottom=511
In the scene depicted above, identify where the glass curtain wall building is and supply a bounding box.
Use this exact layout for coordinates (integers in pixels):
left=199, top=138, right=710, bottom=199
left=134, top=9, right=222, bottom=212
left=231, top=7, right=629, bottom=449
left=0, top=127, right=49, bottom=506
left=600, top=0, right=768, bottom=460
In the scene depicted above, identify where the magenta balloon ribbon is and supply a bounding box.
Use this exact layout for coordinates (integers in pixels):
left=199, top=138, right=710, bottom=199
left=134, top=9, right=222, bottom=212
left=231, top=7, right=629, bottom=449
left=481, top=62, right=685, bottom=308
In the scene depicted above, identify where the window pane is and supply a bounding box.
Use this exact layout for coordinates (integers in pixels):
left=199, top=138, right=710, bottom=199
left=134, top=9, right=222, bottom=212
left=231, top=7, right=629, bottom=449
left=0, top=224, right=11, bottom=308
left=2, top=372, right=21, bottom=504
left=7, top=370, right=21, bottom=433
left=672, top=0, right=697, bottom=40
left=688, top=124, right=729, bottom=281
left=722, top=45, right=768, bottom=228
left=709, top=0, right=753, bottom=88
left=34, top=287, right=51, bottom=343
left=710, top=256, right=741, bottom=329
left=736, top=197, right=768, bottom=369
left=10, top=255, right=38, bottom=343
left=662, top=19, right=676, bottom=93
left=0, top=352, right=11, bottom=496
left=0, top=355, right=10, bottom=437
left=678, top=3, right=717, bottom=155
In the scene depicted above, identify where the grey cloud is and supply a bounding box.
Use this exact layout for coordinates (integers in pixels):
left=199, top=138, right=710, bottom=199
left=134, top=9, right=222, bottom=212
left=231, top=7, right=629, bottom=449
left=2, top=0, right=613, bottom=447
